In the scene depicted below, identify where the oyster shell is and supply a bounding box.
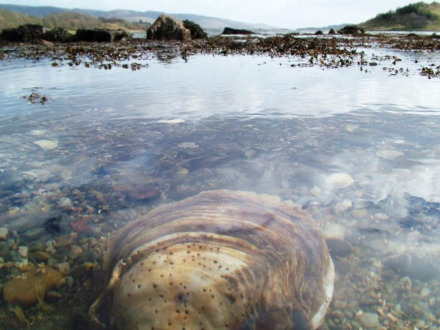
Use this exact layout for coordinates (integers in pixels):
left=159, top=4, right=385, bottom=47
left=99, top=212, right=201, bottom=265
left=90, top=190, right=334, bottom=330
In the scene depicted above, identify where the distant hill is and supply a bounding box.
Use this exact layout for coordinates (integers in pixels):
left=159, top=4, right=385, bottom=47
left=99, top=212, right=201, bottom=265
left=359, top=2, right=440, bottom=30
left=0, top=4, right=277, bottom=30
left=0, top=7, right=146, bottom=30
left=296, top=24, right=352, bottom=32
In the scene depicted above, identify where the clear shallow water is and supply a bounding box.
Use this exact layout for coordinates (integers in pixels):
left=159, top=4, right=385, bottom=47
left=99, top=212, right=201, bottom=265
left=1, top=46, right=440, bottom=329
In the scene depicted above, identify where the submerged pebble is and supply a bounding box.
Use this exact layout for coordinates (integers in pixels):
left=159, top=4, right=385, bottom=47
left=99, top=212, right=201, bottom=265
left=358, top=312, right=379, bottom=328
left=33, top=140, right=58, bottom=151
left=0, top=227, right=8, bottom=240
left=326, top=173, right=354, bottom=191
left=376, top=149, right=404, bottom=160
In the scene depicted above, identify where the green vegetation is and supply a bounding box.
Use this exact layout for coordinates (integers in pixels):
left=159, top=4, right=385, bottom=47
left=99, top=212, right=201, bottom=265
left=0, top=8, right=146, bottom=31
left=359, top=2, right=440, bottom=30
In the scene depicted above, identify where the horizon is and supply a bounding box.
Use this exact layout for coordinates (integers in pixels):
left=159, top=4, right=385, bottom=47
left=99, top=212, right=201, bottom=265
left=0, top=1, right=426, bottom=29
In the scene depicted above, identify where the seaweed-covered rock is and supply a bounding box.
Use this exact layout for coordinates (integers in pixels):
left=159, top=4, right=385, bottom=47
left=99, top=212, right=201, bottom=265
left=147, top=14, right=191, bottom=41
left=328, top=28, right=336, bottom=35
left=315, top=30, right=324, bottom=35
left=222, top=27, right=254, bottom=35
left=0, top=24, right=45, bottom=42
left=75, top=29, right=130, bottom=42
left=338, top=25, right=365, bottom=35
left=183, top=19, right=207, bottom=39
left=42, top=28, right=74, bottom=42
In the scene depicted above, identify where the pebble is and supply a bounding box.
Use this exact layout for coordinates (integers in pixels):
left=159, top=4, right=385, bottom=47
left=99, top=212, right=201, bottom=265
left=326, top=173, right=354, bottom=190
left=55, top=261, right=71, bottom=275
left=376, top=149, right=404, bottom=160
left=29, top=129, right=47, bottom=136
left=68, top=245, right=83, bottom=260
left=177, top=142, right=199, bottom=149
left=23, top=227, right=47, bottom=241
left=33, top=140, right=58, bottom=151
left=358, top=312, right=379, bottom=328
left=420, top=286, right=430, bottom=298
left=18, top=246, right=28, bottom=258
left=324, top=223, right=346, bottom=240
left=310, top=185, right=321, bottom=197
left=0, top=227, right=8, bottom=239
left=58, top=197, right=73, bottom=209
left=334, top=199, right=353, bottom=212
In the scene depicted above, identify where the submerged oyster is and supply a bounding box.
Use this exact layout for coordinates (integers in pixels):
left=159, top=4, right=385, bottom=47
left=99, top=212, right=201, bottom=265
left=90, top=190, right=334, bottom=330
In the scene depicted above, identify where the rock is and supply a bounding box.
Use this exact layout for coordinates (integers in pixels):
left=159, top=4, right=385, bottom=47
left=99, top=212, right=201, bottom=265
left=182, top=20, right=207, bottom=39
left=75, top=29, right=129, bottom=42
left=376, top=150, right=404, bottom=160
left=178, top=142, right=199, bottom=149
left=42, top=27, right=74, bottom=42
left=325, top=173, right=354, bottom=191
left=58, top=197, right=73, bottom=209
left=0, top=24, right=44, bottom=42
left=147, top=14, right=191, bottom=41
left=338, top=25, right=365, bottom=35
left=324, top=223, right=346, bottom=240
left=222, top=27, right=254, bottom=35
left=33, top=140, right=58, bottom=151
left=3, top=268, right=63, bottom=307
left=22, top=227, right=47, bottom=241
left=326, top=238, right=353, bottom=257
left=328, top=28, right=336, bottom=35
left=358, top=312, right=379, bottom=328
left=0, top=227, right=8, bottom=240
left=315, top=30, right=324, bottom=35
left=18, top=246, right=29, bottom=258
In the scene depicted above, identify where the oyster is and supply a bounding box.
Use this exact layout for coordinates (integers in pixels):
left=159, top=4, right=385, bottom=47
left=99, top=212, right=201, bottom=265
left=90, top=190, right=334, bottom=329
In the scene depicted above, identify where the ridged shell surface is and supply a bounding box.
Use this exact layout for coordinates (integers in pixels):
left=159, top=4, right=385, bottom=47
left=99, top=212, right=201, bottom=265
left=99, top=190, right=334, bottom=330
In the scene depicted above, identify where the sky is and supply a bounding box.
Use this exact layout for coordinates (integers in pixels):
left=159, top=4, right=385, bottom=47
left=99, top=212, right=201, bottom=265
left=0, top=0, right=421, bottom=29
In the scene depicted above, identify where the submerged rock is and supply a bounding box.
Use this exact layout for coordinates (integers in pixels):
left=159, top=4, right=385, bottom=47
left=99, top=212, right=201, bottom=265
left=147, top=14, right=191, bottom=41
left=3, top=268, right=63, bottom=307
left=33, top=140, right=58, bottom=151
left=90, top=190, right=334, bottom=330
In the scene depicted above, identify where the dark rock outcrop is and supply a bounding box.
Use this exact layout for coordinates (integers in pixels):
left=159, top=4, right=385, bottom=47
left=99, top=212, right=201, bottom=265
left=43, top=28, right=74, bottom=42
left=147, top=14, right=191, bottom=41
left=338, top=25, right=365, bottom=35
left=315, top=30, right=324, bottom=35
left=182, top=19, right=207, bottom=39
left=0, top=24, right=44, bottom=42
left=222, top=27, right=254, bottom=35
left=75, top=29, right=130, bottom=42
left=328, top=28, right=336, bottom=35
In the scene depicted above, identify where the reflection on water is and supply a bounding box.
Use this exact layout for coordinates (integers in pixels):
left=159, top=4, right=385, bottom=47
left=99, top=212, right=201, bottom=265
left=0, top=47, right=440, bottom=329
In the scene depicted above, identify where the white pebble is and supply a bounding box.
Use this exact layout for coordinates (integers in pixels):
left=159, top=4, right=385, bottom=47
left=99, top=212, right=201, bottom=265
left=33, top=140, right=58, bottom=151
left=324, top=223, right=346, bottom=240
left=326, top=173, right=354, bottom=191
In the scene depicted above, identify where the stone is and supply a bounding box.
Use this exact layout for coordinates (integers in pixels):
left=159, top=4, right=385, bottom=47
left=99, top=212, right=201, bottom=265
left=376, top=150, right=404, bottom=160
left=182, top=20, right=207, bottom=39
left=3, top=268, right=63, bottom=307
left=0, top=24, right=44, bottom=42
left=324, top=223, right=346, bottom=240
left=325, top=173, right=354, bottom=191
left=0, top=227, right=8, bottom=240
left=33, top=140, right=58, bottom=151
left=358, top=312, right=379, bottom=328
left=338, top=25, right=365, bottom=35
left=75, top=29, right=129, bottom=42
left=18, top=246, right=28, bottom=258
left=147, top=14, right=191, bottom=41
left=222, top=27, right=254, bottom=35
